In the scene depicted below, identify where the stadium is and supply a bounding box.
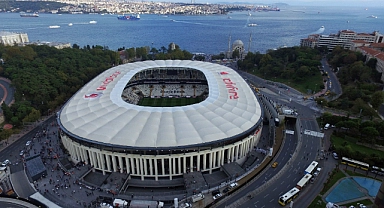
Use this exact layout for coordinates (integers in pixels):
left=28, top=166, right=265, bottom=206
left=57, top=60, right=263, bottom=182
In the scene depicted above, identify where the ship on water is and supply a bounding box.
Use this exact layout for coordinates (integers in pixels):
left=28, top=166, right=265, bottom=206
left=20, top=12, right=39, bottom=17
left=117, top=14, right=140, bottom=20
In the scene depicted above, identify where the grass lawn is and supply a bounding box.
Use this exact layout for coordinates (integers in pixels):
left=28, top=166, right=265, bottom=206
left=250, top=70, right=324, bottom=94
left=320, top=169, right=346, bottom=195
left=138, top=97, right=203, bottom=107
left=308, top=196, right=326, bottom=208
left=342, top=169, right=380, bottom=180
left=309, top=169, right=346, bottom=207
left=331, top=135, right=384, bottom=159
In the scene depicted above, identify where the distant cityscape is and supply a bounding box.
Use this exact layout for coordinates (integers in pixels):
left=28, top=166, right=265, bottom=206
left=0, top=0, right=282, bottom=15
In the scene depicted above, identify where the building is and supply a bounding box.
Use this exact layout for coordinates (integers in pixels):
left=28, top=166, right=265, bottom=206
left=300, top=30, right=384, bottom=51
left=226, top=39, right=247, bottom=59
left=0, top=31, right=29, bottom=46
left=356, top=46, right=384, bottom=82
left=57, top=60, right=263, bottom=183
left=28, top=41, right=71, bottom=49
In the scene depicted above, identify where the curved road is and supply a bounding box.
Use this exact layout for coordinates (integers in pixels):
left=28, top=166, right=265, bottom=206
left=0, top=78, right=15, bottom=112
left=216, top=67, right=328, bottom=208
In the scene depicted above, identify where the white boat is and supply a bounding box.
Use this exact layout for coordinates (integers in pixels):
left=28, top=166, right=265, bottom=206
left=68, top=23, right=73, bottom=26
left=367, top=15, right=377, bottom=18
left=89, top=20, right=97, bottom=24
left=49, top=25, right=60, bottom=29
left=320, top=26, right=325, bottom=29
left=248, top=23, right=257, bottom=27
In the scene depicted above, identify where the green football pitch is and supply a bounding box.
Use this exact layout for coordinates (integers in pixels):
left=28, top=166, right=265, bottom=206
left=138, top=97, right=204, bottom=107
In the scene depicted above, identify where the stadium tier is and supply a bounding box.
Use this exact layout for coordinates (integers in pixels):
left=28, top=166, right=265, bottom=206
left=58, top=60, right=263, bottom=181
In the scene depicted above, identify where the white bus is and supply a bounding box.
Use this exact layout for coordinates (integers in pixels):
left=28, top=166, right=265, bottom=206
left=341, top=157, right=369, bottom=171
left=296, top=174, right=312, bottom=190
left=278, top=187, right=300, bottom=206
left=304, top=161, right=319, bottom=175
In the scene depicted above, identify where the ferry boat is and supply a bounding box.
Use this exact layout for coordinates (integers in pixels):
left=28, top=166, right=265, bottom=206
left=49, top=25, right=60, bottom=29
left=367, top=15, right=378, bottom=18
left=117, top=14, right=140, bottom=20
left=20, top=12, right=39, bottom=17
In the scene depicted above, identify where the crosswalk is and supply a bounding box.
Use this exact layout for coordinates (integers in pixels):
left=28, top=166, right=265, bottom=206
left=303, top=129, right=324, bottom=138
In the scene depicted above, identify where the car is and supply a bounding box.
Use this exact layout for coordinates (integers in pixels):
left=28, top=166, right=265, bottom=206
left=332, top=152, right=339, bottom=160
left=213, top=193, right=222, bottom=200
left=223, top=187, right=231, bottom=193
left=271, top=162, right=278, bottom=168
left=212, top=190, right=220, bottom=196
left=19, top=150, right=24, bottom=156
left=1, top=159, right=10, bottom=166
left=229, top=182, right=238, bottom=189
left=26, top=141, right=31, bottom=146
left=313, top=167, right=322, bottom=177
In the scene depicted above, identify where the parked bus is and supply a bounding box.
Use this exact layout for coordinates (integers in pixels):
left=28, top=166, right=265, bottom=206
left=371, top=166, right=384, bottom=176
left=341, top=157, right=369, bottom=171
left=304, top=161, right=319, bottom=175
left=278, top=187, right=300, bottom=206
left=296, top=174, right=312, bottom=190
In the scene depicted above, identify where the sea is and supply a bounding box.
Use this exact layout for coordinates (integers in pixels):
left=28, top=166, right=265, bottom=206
left=1, top=5, right=383, bottom=54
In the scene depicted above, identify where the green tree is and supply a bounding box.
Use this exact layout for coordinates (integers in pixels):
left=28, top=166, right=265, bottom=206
left=371, top=91, right=384, bottom=109
left=232, top=49, right=240, bottom=59
left=361, top=126, right=379, bottom=144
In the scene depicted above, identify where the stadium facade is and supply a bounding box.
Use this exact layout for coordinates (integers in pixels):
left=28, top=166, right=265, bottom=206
left=58, top=60, right=263, bottom=181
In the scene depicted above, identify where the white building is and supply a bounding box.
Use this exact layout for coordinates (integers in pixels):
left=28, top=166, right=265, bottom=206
left=0, top=31, right=29, bottom=46
left=300, top=30, right=384, bottom=51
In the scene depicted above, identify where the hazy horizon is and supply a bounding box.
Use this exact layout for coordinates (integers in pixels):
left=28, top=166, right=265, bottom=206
left=154, top=0, right=384, bottom=7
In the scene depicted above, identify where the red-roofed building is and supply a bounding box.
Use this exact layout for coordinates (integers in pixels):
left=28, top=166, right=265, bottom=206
left=357, top=46, right=384, bottom=81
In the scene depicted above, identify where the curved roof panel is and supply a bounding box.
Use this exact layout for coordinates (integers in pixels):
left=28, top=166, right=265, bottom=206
left=59, top=60, right=261, bottom=148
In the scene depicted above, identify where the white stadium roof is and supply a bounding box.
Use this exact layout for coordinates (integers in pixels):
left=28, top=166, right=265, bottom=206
left=59, top=60, right=262, bottom=148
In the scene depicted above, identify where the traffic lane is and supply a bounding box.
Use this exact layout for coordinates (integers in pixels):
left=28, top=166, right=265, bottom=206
left=0, top=83, right=5, bottom=103
left=321, top=59, right=341, bottom=95
left=0, top=129, right=38, bottom=166
left=0, top=201, right=32, bottom=208
left=294, top=156, right=338, bottom=207
left=246, top=118, right=321, bottom=207
left=242, top=123, right=298, bottom=207
left=0, top=79, right=14, bottom=105
left=0, top=117, right=55, bottom=168
left=224, top=122, right=297, bottom=206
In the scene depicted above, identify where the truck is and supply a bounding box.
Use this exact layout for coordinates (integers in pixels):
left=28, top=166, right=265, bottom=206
left=129, top=200, right=164, bottom=208
left=192, top=193, right=204, bottom=202
left=113, top=199, right=128, bottom=207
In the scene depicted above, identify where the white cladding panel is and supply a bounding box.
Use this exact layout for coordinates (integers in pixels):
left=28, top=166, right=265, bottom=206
left=60, top=60, right=261, bottom=148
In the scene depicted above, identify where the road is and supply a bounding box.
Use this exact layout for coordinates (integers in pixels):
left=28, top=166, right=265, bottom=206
left=0, top=78, right=15, bottom=112
left=321, top=58, right=342, bottom=99
left=217, top=66, right=329, bottom=208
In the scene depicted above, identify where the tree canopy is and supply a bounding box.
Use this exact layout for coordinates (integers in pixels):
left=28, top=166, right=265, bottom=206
left=0, top=44, right=120, bottom=128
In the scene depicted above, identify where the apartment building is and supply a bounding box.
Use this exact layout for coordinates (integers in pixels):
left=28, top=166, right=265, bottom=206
left=300, top=30, right=384, bottom=51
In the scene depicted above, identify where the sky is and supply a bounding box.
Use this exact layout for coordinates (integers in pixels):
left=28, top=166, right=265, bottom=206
left=160, top=0, right=384, bottom=7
